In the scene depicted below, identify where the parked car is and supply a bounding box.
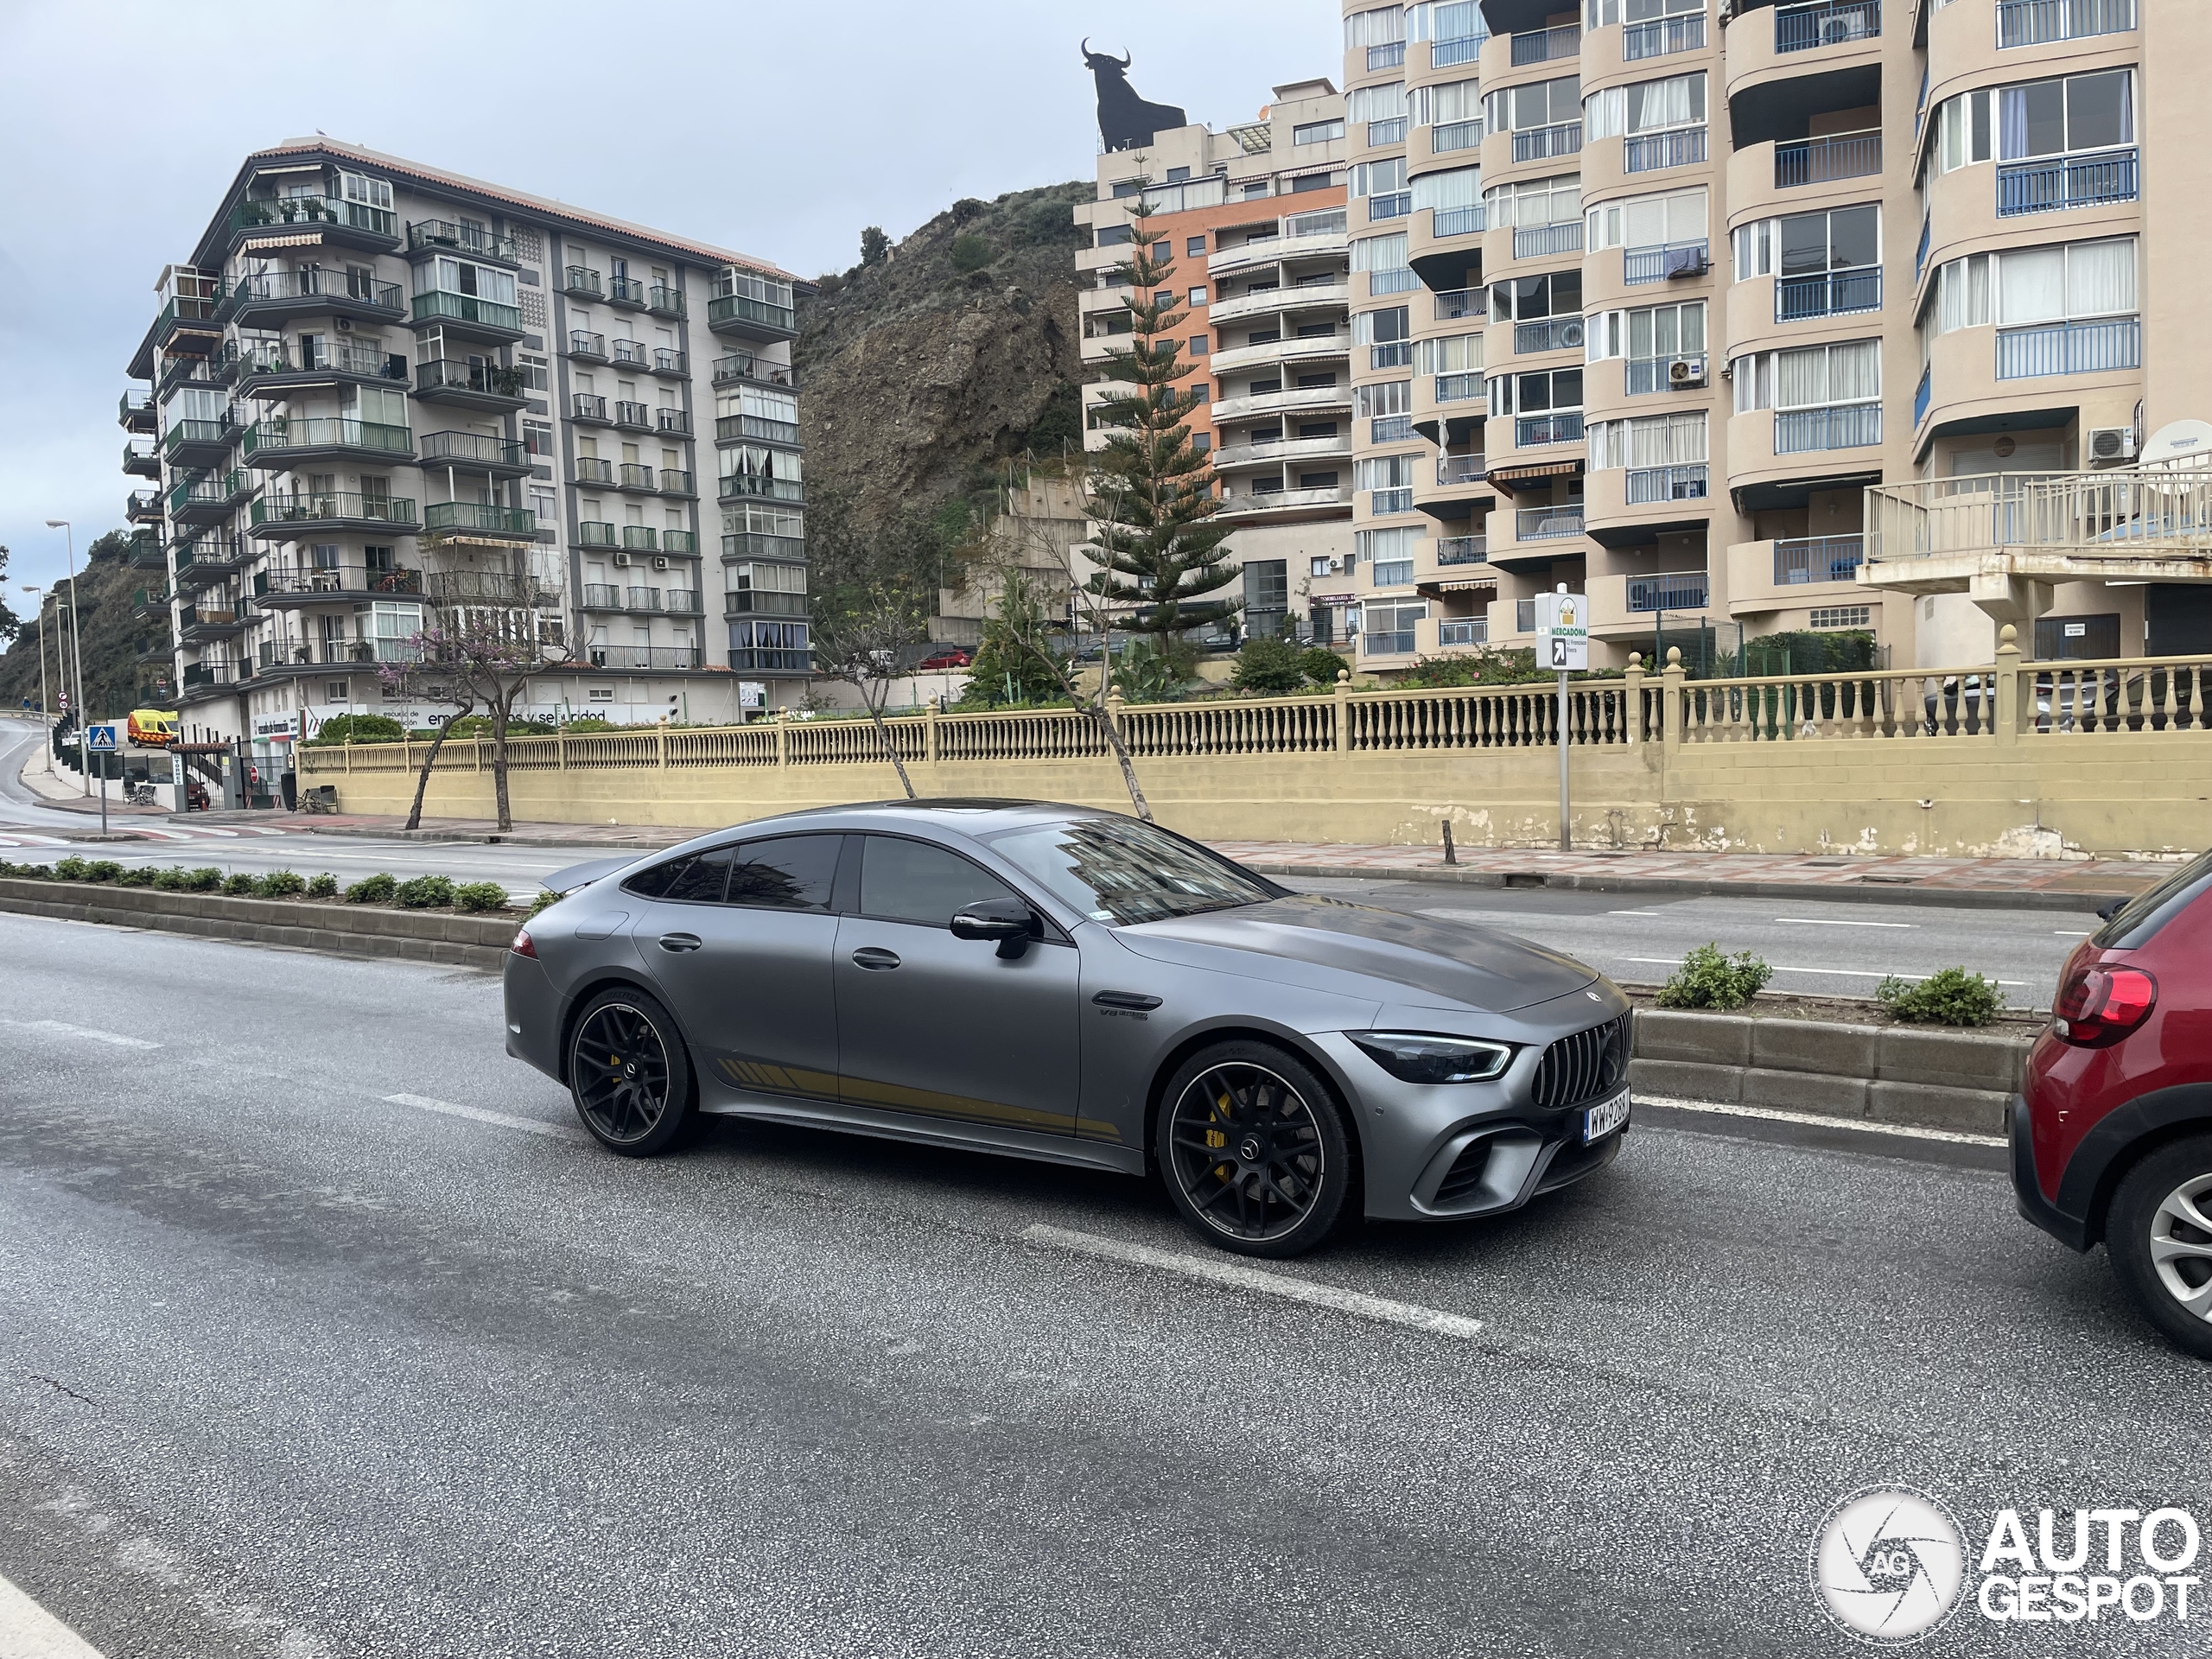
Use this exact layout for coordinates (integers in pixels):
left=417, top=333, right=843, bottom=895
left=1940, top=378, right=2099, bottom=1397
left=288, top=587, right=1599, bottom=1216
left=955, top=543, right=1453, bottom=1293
left=915, top=648, right=972, bottom=671
left=127, top=707, right=179, bottom=747
left=505, top=802, right=1634, bottom=1258
left=2013, top=847, right=2212, bottom=1355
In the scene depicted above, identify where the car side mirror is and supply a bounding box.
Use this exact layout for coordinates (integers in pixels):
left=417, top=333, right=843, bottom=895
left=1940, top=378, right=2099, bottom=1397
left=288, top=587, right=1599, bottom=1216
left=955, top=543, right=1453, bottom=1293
left=950, top=898, right=1035, bottom=958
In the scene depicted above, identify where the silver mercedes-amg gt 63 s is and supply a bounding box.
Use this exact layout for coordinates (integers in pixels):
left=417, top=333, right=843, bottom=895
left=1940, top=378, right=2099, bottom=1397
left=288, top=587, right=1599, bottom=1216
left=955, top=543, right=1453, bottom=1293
left=505, top=801, right=1631, bottom=1257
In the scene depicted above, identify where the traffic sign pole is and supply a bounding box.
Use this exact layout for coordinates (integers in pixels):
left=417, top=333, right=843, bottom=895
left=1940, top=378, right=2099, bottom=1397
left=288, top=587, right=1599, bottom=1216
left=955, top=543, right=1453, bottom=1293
left=1535, top=586, right=1588, bottom=854
left=1558, top=668, right=1569, bottom=854
left=86, top=723, right=118, bottom=835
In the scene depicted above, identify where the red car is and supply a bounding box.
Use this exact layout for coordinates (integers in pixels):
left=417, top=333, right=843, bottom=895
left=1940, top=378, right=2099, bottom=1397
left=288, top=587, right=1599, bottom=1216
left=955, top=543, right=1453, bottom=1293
left=916, top=648, right=972, bottom=671
left=2014, top=848, right=2212, bottom=1356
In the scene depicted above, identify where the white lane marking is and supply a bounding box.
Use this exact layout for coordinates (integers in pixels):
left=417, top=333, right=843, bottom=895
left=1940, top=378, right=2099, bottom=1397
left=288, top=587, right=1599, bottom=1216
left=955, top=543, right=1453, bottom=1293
left=382, top=1093, right=581, bottom=1141
left=1618, top=957, right=2027, bottom=986
left=2053, top=930, right=2091, bottom=938
left=1022, top=1224, right=1485, bottom=1339
left=0, top=1568, right=108, bottom=1657
left=0, top=833, right=69, bottom=848
left=1607, top=908, right=1662, bottom=917
left=5, top=1020, right=161, bottom=1050
left=1774, top=917, right=1917, bottom=928
left=1637, top=1092, right=2007, bottom=1148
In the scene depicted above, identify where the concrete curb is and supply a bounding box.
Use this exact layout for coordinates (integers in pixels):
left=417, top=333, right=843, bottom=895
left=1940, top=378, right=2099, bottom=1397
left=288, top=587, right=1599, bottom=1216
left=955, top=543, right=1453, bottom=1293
left=0, top=880, right=514, bottom=972
left=1245, top=861, right=2127, bottom=914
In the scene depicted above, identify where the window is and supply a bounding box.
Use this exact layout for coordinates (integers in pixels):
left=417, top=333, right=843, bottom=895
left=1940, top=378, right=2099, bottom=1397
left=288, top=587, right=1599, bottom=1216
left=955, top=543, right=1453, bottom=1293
left=416, top=256, right=518, bottom=307
left=1186, top=236, right=1207, bottom=257
left=1731, top=340, right=1880, bottom=411
left=1344, top=4, right=1408, bottom=49
left=1586, top=185, right=1707, bottom=251
left=1413, top=79, right=1482, bottom=130
left=1361, top=601, right=1427, bottom=652
left=724, top=836, right=841, bottom=910
left=1491, top=270, right=1582, bottom=321
left=1189, top=335, right=1209, bottom=354
left=1355, top=454, right=1420, bottom=493
left=1311, top=556, right=1335, bottom=577
left=1491, top=366, right=1584, bottom=415
left=1809, top=606, right=1872, bottom=629
left=1354, top=304, right=1411, bottom=368
left=1351, top=156, right=1408, bottom=199
left=1412, top=166, right=1481, bottom=223
left=623, top=846, right=735, bottom=903
left=1999, top=69, right=2133, bottom=161
left=1935, top=88, right=1994, bottom=172
left=1923, top=238, right=2137, bottom=334
left=1294, top=118, right=1346, bottom=145
left=1352, top=232, right=1416, bottom=295
left=325, top=681, right=350, bottom=702
left=1356, top=524, right=1421, bottom=563
left=1586, top=410, right=1707, bottom=469
left=859, top=836, right=1016, bottom=928
left=1481, top=175, right=1582, bottom=239
left=1414, top=333, right=1483, bottom=374
left=524, top=418, right=554, bottom=458
left=1349, top=80, right=1408, bottom=145
left=1486, top=75, right=1581, bottom=134
left=1354, top=381, right=1413, bottom=418
left=1585, top=72, right=1705, bottom=140
left=1096, top=226, right=1132, bottom=248
left=1732, top=205, right=1879, bottom=279
left=1587, top=0, right=1701, bottom=22
left=1586, top=302, right=1704, bottom=389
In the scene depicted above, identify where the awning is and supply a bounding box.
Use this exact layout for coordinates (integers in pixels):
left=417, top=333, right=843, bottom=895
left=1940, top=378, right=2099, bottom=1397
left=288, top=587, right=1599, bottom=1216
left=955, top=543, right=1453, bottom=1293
left=1426, top=577, right=1497, bottom=593
left=1487, top=459, right=1584, bottom=494
left=238, top=233, right=329, bottom=252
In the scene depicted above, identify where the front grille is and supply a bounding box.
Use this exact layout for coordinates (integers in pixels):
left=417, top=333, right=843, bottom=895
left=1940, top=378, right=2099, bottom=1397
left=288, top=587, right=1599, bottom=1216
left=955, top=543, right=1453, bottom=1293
left=1530, top=1013, right=1630, bottom=1111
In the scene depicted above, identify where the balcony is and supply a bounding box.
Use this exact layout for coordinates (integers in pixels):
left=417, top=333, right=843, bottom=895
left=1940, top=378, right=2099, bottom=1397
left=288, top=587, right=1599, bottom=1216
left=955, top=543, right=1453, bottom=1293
left=181, top=662, right=241, bottom=692
left=154, top=285, right=224, bottom=353
left=579, top=521, right=619, bottom=547
left=168, top=469, right=254, bottom=524
left=1210, top=384, right=1354, bottom=423
left=1510, top=221, right=1580, bottom=261
left=1625, top=127, right=1707, bottom=175
left=1516, top=413, right=1585, bottom=447
left=408, top=289, right=525, bottom=341
left=159, top=417, right=237, bottom=468
left=1776, top=534, right=1866, bottom=584
left=620, top=463, right=657, bottom=492
left=119, top=390, right=156, bottom=433
left=1776, top=0, right=1879, bottom=50
left=656, top=408, right=694, bottom=437
left=571, top=393, right=611, bottom=425
left=575, top=457, right=615, bottom=486
left=1367, top=40, right=1407, bottom=69
left=1510, top=22, right=1580, bottom=62
left=1432, top=120, right=1479, bottom=155
left=582, top=584, right=622, bottom=610
left=131, top=586, right=169, bottom=620
left=1217, top=484, right=1353, bottom=518
left=417, top=430, right=531, bottom=476
left=666, top=588, right=702, bottom=613
left=610, top=339, right=651, bottom=371
left=171, top=536, right=249, bottom=584
left=405, top=219, right=519, bottom=264
left=613, top=401, right=653, bottom=430
left=624, top=586, right=663, bottom=611
left=1436, top=536, right=1489, bottom=566
left=1627, top=570, right=1709, bottom=611
left=1516, top=504, right=1586, bottom=538
left=240, top=416, right=413, bottom=466
left=1625, top=464, right=1709, bottom=504
left=249, top=493, right=417, bottom=537
left=1995, top=316, right=2141, bottom=380
left=413, top=357, right=529, bottom=411
left=1211, top=331, right=1351, bottom=375
left=1367, top=193, right=1412, bottom=224
left=1623, top=240, right=1709, bottom=285
left=1776, top=267, right=1883, bottom=321
left=423, top=570, right=556, bottom=607
left=1516, top=316, right=1584, bottom=353
left=254, top=567, right=423, bottom=603
left=1624, top=13, right=1705, bottom=56
left=659, top=471, right=697, bottom=498
left=1512, top=123, right=1583, bottom=164
left=587, top=645, right=705, bottom=671
left=725, top=588, right=810, bottom=619
left=709, top=292, right=797, bottom=340
left=1433, top=289, right=1481, bottom=321
left=621, top=526, right=658, bottom=552
left=227, top=194, right=398, bottom=251
left=647, top=284, right=686, bottom=319
left=176, top=603, right=248, bottom=641
left=569, top=330, right=608, bottom=362
left=663, top=530, right=700, bottom=556
left=724, top=529, right=806, bottom=563
left=563, top=266, right=603, bottom=300
left=1775, top=403, right=1881, bottom=453
left=654, top=348, right=689, bottom=378
left=716, top=413, right=800, bottom=447
left=226, top=269, right=404, bottom=328
left=1432, top=31, right=1482, bottom=66
left=1431, top=205, right=1485, bottom=240
left=608, top=276, right=647, bottom=308
left=1212, top=434, right=1353, bottom=470
left=233, top=336, right=408, bottom=398
left=1996, top=0, right=2133, bottom=46
left=1996, top=149, right=2139, bottom=218
left=422, top=502, right=537, bottom=541
left=1776, top=130, right=1881, bottom=188
left=126, top=488, right=164, bottom=525
left=126, top=531, right=165, bottom=567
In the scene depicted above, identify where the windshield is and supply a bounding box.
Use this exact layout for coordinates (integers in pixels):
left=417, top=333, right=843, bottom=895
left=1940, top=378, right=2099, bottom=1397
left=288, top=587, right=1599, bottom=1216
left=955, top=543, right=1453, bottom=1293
left=2092, top=846, right=2212, bottom=950
left=983, top=817, right=1281, bottom=926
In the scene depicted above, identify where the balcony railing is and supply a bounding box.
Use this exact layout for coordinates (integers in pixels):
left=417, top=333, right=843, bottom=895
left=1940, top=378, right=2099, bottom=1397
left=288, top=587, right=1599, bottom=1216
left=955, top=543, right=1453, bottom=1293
left=162, top=417, right=236, bottom=457
left=613, top=401, right=652, bottom=429
left=1513, top=221, right=1581, bottom=259
left=1516, top=316, right=1583, bottom=353
left=656, top=409, right=694, bottom=436
left=1512, top=123, right=1583, bottom=163
left=621, top=526, right=658, bottom=551
left=1776, top=130, right=1882, bottom=187
left=1511, top=22, right=1580, bottom=62
left=582, top=584, right=621, bottom=609
left=1776, top=266, right=1884, bottom=321
left=1437, top=454, right=1487, bottom=485
left=1515, top=599, right=1539, bottom=632
left=1433, top=206, right=1485, bottom=238
left=711, top=352, right=798, bottom=388
left=240, top=417, right=411, bottom=460
left=664, top=530, right=700, bottom=555
left=1432, top=119, right=1479, bottom=155
left=569, top=329, right=607, bottom=359
left=1996, top=0, right=2133, bottom=47
left=1996, top=316, right=2141, bottom=380
left=620, top=463, right=656, bottom=491
left=647, top=284, right=686, bottom=318
left=1623, top=240, right=1709, bottom=285
left=1362, top=628, right=1416, bottom=657
left=1517, top=413, right=1584, bottom=448
left=717, top=414, right=799, bottom=445
left=624, top=586, right=663, bottom=611
left=406, top=219, right=518, bottom=262
left=1436, top=536, right=1488, bottom=566
left=653, top=348, right=688, bottom=376
left=610, top=339, right=650, bottom=369
left=1370, top=487, right=1415, bottom=515
left=1432, top=33, right=1483, bottom=67
left=1913, top=365, right=1932, bottom=428
left=572, top=393, right=609, bottom=422
left=578, top=521, right=619, bottom=547
left=1433, top=288, right=1481, bottom=321
left=708, top=293, right=797, bottom=334
left=563, top=266, right=603, bottom=298
left=418, top=431, right=528, bottom=470
left=721, top=475, right=805, bottom=503
left=610, top=276, right=646, bottom=306
left=1775, top=403, right=1881, bottom=453
left=422, top=502, right=536, bottom=537
left=1916, top=216, right=1931, bottom=280
left=1368, top=193, right=1412, bottom=222
left=1776, top=0, right=1880, bottom=51
left=416, top=359, right=529, bottom=398
left=1996, top=148, right=2139, bottom=217
left=1628, top=571, right=1709, bottom=611
left=575, top=457, right=615, bottom=485
left=659, top=471, right=697, bottom=498
left=1367, top=40, right=1407, bottom=69
left=231, top=196, right=396, bottom=240
left=182, top=663, right=240, bottom=690
left=1775, top=534, right=1866, bottom=584
left=587, top=645, right=704, bottom=671
left=230, top=269, right=404, bottom=311
left=1516, top=505, right=1586, bottom=538
left=1625, top=127, right=1707, bottom=174
left=1438, top=618, right=1489, bottom=646
left=1626, top=463, right=1709, bottom=504
left=251, top=493, right=418, bottom=529
left=1623, top=12, right=1704, bottom=56
left=256, top=567, right=423, bottom=599
left=410, top=290, right=524, bottom=332
left=724, top=588, right=810, bottom=619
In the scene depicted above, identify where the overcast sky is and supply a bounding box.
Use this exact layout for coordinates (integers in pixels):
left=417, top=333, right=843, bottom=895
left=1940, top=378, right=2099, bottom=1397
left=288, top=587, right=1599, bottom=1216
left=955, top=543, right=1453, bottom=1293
left=0, top=0, right=1339, bottom=600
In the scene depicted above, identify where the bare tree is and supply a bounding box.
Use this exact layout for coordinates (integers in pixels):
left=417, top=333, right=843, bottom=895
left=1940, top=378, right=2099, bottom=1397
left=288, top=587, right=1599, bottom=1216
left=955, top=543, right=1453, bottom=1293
left=376, top=662, right=475, bottom=833
left=381, top=609, right=577, bottom=833
left=810, top=585, right=930, bottom=798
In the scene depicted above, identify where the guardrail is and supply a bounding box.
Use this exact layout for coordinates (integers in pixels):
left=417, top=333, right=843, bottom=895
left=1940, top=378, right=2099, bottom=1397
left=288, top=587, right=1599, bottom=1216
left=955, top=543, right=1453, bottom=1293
left=1866, top=467, right=2212, bottom=563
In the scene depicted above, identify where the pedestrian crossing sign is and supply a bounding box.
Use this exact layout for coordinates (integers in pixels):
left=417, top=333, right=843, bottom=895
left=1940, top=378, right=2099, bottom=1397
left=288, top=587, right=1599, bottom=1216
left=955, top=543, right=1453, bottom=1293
left=86, top=723, right=118, bottom=752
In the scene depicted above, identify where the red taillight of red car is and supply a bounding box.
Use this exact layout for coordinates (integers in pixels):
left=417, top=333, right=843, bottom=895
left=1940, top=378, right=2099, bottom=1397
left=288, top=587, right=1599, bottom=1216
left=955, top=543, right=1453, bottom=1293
left=2052, top=963, right=2158, bottom=1046
left=510, top=927, right=537, bottom=959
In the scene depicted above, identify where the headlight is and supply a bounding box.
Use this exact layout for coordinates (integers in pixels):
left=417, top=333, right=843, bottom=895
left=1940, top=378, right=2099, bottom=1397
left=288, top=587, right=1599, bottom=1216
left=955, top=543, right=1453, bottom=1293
left=1348, top=1031, right=1514, bottom=1085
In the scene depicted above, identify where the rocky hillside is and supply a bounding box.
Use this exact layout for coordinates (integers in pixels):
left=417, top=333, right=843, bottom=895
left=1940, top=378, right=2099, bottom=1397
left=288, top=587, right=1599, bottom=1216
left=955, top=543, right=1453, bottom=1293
left=795, top=181, right=1090, bottom=536
left=0, top=531, right=153, bottom=720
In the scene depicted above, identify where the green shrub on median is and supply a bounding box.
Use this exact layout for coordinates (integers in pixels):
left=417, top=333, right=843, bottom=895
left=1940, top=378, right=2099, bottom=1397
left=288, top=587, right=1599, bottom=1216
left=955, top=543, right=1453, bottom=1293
left=452, top=880, right=509, bottom=913
left=116, top=867, right=155, bottom=887
left=255, top=869, right=307, bottom=899
left=86, top=861, right=124, bottom=883
left=308, top=873, right=340, bottom=898
left=54, top=855, right=86, bottom=880
left=395, top=874, right=455, bottom=909
left=529, top=890, right=561, bottom=917
left=344, top=873, right=397, bottom=905
left=222, top=873, right=257, bottom=895
left=1656, top=943, right=1775, bottom=1011
left=1878, top=967, right=2005, bottom=1027
left=182, top=867, right=224, bottom=892
left=150, top=868, right=189, bottom=891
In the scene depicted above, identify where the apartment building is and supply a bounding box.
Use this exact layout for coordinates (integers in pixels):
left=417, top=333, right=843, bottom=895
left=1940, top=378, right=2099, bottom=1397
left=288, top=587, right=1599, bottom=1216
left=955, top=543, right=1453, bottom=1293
left=1073, top=81, right=1359, bottom=644
left=119, top=139, right=808, bottom=775
left=1338, top=0, right=2209, bottom=674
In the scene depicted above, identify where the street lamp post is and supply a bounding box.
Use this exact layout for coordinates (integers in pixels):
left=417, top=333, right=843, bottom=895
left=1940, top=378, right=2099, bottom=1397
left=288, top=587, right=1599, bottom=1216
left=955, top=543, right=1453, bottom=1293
left=46, top=520, right=87, bottom=797
left=21, top=586, right=50, bottom=772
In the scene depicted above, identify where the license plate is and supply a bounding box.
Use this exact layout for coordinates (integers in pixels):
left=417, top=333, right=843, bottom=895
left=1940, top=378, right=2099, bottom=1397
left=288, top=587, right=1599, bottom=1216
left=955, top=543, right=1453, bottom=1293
left=1582, top=1086, right=1631, bottom=1145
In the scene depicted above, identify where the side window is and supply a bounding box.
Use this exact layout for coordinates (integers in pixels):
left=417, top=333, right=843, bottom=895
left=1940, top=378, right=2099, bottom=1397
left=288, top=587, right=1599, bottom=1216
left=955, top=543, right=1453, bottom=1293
left=623, top=847, right=733, bottom=902
left=724, top=835, right=841, bottom=912
left=859, top=836, right=1017, bottom=927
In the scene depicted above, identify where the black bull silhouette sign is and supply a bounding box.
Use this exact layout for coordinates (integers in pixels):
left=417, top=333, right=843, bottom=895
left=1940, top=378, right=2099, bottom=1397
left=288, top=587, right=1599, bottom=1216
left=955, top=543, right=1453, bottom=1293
left=1084, top=40, right=1189, bottom=152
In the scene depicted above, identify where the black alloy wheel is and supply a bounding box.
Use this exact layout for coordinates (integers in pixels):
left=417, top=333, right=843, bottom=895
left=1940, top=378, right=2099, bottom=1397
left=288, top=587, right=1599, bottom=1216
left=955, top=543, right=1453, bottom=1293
left=568, top=988, right=694, bottom=1156
left=1157, top=1040, right=1351, bottom=1258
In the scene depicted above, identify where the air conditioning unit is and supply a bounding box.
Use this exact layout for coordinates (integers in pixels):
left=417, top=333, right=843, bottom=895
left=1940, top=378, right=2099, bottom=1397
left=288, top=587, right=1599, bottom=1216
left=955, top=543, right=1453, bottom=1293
left=334, top=316, right=353, bottom=331
left=2088, top=425, right=2138, bottom=464
left=612, top=551, right=633, bottom=567
left=1667, top=356, right=1708, bottom=390
left=1560, top=319, right=1586, bottom=349
left=652, top=556, right=670, bottom=571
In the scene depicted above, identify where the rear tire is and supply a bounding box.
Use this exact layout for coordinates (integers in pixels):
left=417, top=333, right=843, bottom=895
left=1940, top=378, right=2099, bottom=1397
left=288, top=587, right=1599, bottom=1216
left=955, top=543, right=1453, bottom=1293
left=567, top=988, right=694, bottom=1157
left=2107, top=1134, right=2212, bottom=1361
left=1155, top=1040, right=1353, bottom=1259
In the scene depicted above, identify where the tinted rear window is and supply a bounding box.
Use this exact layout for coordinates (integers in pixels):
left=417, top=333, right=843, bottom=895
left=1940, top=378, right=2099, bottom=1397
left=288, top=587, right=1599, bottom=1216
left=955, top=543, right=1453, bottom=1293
left=2093, top=848, right=2212, bottom=950
left=726, top=836, right=841, bottom=912
left=622, top=847, right=732, bottom=902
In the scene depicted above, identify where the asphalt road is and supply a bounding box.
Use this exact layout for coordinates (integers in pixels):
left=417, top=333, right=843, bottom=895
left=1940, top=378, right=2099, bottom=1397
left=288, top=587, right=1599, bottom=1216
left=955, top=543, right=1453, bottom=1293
left=0, top=915, right=2196, bottom=1658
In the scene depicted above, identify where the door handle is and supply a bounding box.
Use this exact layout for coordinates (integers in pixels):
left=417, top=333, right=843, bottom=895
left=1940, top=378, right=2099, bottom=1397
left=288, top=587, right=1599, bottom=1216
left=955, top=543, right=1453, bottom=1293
left=850, top=946, right=902, bottom=970
left=658, top=932, right=702, bottom=953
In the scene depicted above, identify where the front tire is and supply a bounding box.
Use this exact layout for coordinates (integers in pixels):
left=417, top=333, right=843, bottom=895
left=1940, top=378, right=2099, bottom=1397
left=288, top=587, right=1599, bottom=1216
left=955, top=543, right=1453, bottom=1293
left=2107, top=1135, right=2212, bottom=1361
left=1155, top=1040, right=1353, bottom=1258
left=567, top=988, right=694, bottom=1157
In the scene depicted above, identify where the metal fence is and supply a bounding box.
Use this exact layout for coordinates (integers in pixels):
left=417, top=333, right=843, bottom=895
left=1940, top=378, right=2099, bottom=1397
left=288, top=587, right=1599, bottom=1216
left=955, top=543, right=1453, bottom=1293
left=1775, top=267, right=1883, bottom=321
left=1774, top=535, right=1866, bottom=584
left=1625, top=127, right=1707, bottom=174
left=1996, top=148, right=2139, bottom=217
left=1775, top=403, right=1881, bottom=454
left=1776, top=0, right=1880, bottom=51
left=1995, top=316, right=2140, bottom=380
left=1776, top=130, right=1881, bottom=187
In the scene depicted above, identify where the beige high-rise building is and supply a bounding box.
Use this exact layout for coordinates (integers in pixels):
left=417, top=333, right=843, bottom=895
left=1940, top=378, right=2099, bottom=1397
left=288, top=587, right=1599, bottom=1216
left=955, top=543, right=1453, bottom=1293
left=1339, top=0, right=2211, bottom=673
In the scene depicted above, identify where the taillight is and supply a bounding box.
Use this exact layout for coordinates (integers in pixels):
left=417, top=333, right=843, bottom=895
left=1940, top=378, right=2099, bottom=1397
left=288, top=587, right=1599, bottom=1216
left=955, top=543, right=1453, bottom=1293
left=510, top=927, right=537, bottom=959
left=2053, top=963, right=2157, bottom=1046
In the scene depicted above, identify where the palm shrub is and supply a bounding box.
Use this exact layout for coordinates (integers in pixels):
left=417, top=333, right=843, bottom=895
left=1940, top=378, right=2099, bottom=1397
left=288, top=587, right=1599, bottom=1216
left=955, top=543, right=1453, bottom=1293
left=1656, top=944, right=1775, bottom=1010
